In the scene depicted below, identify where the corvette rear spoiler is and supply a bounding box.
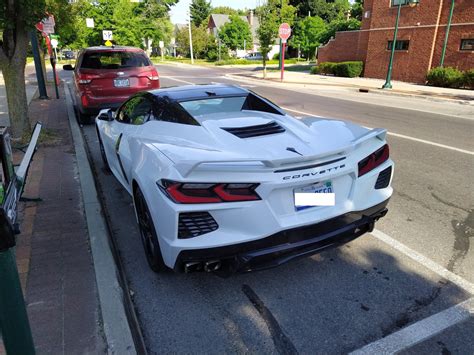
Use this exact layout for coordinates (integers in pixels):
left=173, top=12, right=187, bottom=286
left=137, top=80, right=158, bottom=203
left=174, top=128, right=387, bottom=177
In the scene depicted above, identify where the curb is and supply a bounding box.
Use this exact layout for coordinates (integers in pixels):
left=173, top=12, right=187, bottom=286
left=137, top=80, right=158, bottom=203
left=226, top=73, right=473, bottom=105
left=64, top=84, right=137, bottom=354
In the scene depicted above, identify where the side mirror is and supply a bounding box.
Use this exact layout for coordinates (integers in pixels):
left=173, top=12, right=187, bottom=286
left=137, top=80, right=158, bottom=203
left=98, top=109, right=114, bottom=121
left=63, top=64, right=74, bottom=71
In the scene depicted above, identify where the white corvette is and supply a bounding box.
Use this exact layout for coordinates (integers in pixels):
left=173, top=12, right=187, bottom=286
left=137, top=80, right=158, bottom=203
left=95, top=84, right=393, bottom=274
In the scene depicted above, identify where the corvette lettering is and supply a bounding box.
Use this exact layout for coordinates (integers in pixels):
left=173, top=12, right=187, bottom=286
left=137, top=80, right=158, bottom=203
left=283, top=164, right=346, bottom=180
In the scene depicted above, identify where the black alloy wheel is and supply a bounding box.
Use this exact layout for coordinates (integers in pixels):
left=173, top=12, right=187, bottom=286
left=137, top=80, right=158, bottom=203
left=134, top=187, right=167, bottom=273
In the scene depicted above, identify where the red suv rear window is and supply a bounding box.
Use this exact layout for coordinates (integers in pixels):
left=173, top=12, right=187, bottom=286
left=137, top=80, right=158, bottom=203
left=80, top=51, right=151, bottom=70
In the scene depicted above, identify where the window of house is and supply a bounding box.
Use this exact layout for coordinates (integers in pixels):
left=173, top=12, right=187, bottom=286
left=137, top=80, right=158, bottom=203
left=460, top=39, right=474, bottom=51
left=387, top=40, right=410, bottom=50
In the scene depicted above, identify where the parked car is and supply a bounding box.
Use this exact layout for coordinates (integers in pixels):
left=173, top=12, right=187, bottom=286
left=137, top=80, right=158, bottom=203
left=62, top=50, right=75, bottom=60
left=95, top=84, right=394, bottom=275
left=245, top=52, right=265, bottom=61
left=64, top=46, right=160, bottom=124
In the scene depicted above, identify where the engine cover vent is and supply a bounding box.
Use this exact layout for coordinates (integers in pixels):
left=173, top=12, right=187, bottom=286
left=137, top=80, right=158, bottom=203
left=222, top=121, right=285, bottom=138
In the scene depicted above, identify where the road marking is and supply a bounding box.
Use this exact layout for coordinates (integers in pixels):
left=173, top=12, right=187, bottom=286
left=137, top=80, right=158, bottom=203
left=164, top=76, right=195, bottom=85
left=371, top=229, right=474, bottom=295
left=350, top=297, right=474, bottom=355
left=282, top=106, right=474, bottom=156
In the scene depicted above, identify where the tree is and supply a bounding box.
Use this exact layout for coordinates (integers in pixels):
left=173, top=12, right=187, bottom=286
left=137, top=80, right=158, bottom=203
left=290, top=0, right=350, bottom=23
left=256, top=0, right=296, bottom=77
left=291, top=16, right=326, bottom=60
left=318, top=18, right=361, bottom=45
left=219, top=15, right=252, bottom=51
left=212, top=6, right=246, bottom=16
left=0, top=0, right=46, bottom=137
left=350, top=0, right=364, bottom=21
left=175, top=25, right=210, bottom=59
left=190, top=0, right=211, bottom=27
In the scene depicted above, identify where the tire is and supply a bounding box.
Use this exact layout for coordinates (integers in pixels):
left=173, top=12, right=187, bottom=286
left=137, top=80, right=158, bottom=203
left=75, top=107, right=93, bottom=125
left=96, top=128, right=111, bottom=172
left=134, top=187, right=167, bottom=273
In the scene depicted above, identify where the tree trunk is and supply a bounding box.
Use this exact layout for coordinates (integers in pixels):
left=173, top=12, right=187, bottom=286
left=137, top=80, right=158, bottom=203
left=3, top=62, right=30, bottom=138
left=263, top=58, right=267, bottom=79
left=0, top=30, right=31, bottom=138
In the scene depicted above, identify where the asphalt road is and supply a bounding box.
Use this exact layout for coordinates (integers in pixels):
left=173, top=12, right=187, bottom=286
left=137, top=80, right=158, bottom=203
left=64, top=64, right=473, bottom=354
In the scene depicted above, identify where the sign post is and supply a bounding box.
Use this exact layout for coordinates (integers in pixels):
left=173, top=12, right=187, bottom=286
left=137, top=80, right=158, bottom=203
left=159, top=40, right=164, bottom=61
left=278, top=23, right=291, bottom=82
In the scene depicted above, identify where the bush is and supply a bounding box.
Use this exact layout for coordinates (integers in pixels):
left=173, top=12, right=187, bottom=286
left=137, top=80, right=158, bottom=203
left=462, top=69, right=474, bottom=89
left=310, top=62, right=336, bottom=75
left=272, top=53, right=280, bottom=60
left=311, top=61, right=363, bottom=77
left=426, top=67, right=464, bottom=88
left=333, top=61, right=364, bottom=78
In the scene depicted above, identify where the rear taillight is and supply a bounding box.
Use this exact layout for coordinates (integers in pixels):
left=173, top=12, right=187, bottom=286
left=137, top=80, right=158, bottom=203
left=358, top=144, right=389, bottom=177
left=159, top=180, right=260, bottom=204
left=147, top=70, right=159, bottom=81
left=77, top=73, right=100, bottom=85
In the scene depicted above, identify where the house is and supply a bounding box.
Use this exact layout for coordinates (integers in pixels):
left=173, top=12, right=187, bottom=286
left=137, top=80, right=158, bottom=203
left=318, top=0, right=473, bottom=83
left=207, top=12, right=260, bottom=52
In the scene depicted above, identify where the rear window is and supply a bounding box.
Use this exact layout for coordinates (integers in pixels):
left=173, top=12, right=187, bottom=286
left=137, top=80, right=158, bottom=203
left=80, top=51, right=151, bottom=69
left=178, top=94, right=282, bottom=118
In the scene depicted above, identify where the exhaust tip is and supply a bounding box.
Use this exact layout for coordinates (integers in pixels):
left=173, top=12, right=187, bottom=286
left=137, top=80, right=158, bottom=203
left=184, top=262, right=203, bottom=273
left=204, top=260, right=222, bottom=272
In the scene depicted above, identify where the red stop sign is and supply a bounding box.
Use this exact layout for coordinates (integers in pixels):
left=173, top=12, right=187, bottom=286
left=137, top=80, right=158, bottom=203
left=279, top=23, right=291, bottom=40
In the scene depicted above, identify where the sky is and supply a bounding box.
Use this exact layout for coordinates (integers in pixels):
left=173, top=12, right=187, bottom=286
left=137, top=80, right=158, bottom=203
left=170, top=0, right=261, bottom=25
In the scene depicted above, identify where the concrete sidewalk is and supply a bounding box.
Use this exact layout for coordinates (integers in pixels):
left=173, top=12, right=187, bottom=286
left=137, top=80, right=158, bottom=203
left=236, top=69, right=474, bottom=103
left=0, top=83, right=136, bottom=354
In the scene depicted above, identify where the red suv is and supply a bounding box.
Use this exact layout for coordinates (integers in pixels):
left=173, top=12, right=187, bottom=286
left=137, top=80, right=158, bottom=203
left=64, top=46, right=160, bottom=123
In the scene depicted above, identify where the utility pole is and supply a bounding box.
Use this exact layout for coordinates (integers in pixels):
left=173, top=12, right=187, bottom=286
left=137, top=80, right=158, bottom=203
left=188, top=12, right=194, bottom=64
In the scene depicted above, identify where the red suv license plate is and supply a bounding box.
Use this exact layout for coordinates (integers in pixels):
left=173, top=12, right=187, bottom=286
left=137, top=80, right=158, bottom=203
left=114, top=78, right=130, bottom=87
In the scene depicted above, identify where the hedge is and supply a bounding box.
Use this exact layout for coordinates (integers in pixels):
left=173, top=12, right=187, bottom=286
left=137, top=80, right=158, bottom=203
left=311, top=61, right=363, bottom=78
left=426, top=67, right=464, bottom=88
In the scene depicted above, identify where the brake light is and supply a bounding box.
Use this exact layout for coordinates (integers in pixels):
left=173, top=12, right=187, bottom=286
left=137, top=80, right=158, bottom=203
left=358, top=144, right=389, bottom=177
left=159, top=180, right=261, bottom=204
left=77, top=73, right=100, bottom=85
left=147, top=70, right=159, bottom=81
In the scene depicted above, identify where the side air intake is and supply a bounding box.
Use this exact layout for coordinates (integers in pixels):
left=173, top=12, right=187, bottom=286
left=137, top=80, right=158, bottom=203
left=222, top=121, right=285, bottom=138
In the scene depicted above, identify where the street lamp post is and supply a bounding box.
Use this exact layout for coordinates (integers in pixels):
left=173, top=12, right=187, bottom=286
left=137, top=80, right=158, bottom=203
left=382, top=0, right=419, bottom=89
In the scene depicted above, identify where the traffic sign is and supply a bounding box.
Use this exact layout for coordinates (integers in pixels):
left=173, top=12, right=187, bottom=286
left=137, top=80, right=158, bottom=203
left=104, top=40, right=113, bottom=47
left=159, top=41, right=164, bottom=48
left=102, top=30, right=113, bottom=41
left=41, top=16, right=55, bottom=35
left=50, top=38, right=58, bottom=49
left=278, top=23, right=291, bottom=43
left=86, top=18, right=94, bottom=28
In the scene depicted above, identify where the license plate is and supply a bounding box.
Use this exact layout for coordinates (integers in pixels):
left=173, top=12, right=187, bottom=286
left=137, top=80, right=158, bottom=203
left=294, top=181, right=335, bottom=211
left=113, top=78, right=129, bottom=87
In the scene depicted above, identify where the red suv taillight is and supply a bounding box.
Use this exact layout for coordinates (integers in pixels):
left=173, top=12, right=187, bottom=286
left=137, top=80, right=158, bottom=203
left=358, top=144, right=389, bottom=177
left=159, top=180, right=261, bottom=204
left=77, top=73, right=100, bottom=85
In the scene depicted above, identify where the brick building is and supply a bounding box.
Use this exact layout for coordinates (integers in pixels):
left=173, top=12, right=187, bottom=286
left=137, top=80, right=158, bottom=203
left=318, top=0, right=474, bottom=83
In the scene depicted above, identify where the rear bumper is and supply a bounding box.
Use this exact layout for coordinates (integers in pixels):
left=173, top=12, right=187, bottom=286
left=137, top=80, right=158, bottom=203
left=174, top=199, right=389, bottom=274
